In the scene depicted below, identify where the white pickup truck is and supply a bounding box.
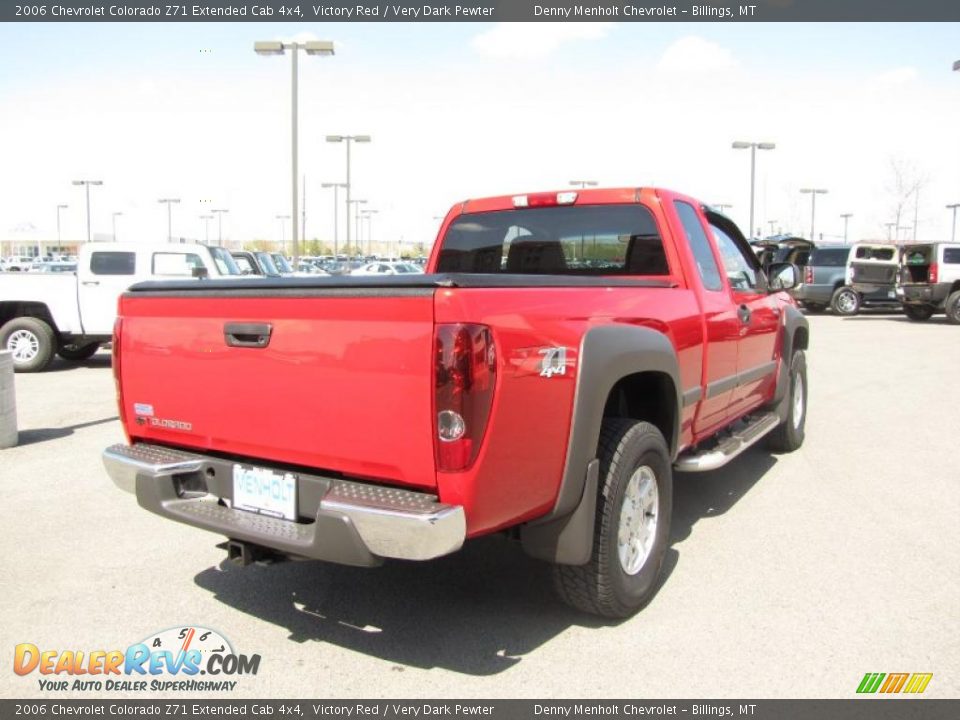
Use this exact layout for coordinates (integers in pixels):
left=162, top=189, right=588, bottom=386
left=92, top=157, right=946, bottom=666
left=0, top=242, right=239, bottom=372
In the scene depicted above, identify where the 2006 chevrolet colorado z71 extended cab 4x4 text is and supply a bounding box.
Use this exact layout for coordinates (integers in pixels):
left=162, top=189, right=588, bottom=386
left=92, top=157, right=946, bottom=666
left=103, top=187, right=809, bottom=617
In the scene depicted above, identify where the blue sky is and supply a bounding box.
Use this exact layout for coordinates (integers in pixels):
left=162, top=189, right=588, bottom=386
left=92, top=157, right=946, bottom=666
left=1, top=22, right=959, bottom=248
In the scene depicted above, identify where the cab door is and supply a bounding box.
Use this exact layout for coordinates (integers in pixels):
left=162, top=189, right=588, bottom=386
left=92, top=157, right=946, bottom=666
left=78, top=249, right=138, bottom=335
left=706, top=213, right=781, bottom=416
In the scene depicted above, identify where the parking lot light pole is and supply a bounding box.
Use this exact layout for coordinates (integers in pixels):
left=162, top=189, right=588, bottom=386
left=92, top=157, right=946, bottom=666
left=72, top=180, right=102, bottom=243
left=256, top=39, right=335, bottom=263
left=713, top=203, right=732, bottom=214
left=326, top=135, right=371, bottom=253
left=569, top=180, right=597, bottom=189
left=362, top=209, right=378, bottom=255
left=199, top=214, right=213, bottom=244
left=112, top=212, right=123, bottom=242
left=55, top=203, right=68, bottom=247
left=947, top=204, right=960, bottom=243
left=349, top=199, right=367, bottom=255
left=321, top=182, right=347, bottom=256
left=732, top=141, right=775, bottom=240
left=158, top=198, right=180, bottom=242
left=840, top=213, right=853, bottom=244
left=799, top=188, right=828, bottom=242
left=275, top=214, right=291, bottom=254
left=211, top=208, right=228, bottom=246
left=884, top=222, right=896, bottom=241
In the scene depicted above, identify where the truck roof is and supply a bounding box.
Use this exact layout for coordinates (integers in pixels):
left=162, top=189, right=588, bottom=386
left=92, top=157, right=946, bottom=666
left=452, top=187, right=662, bottom=215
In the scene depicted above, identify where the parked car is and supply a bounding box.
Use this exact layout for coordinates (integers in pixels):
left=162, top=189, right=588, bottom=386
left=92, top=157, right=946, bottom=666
left=791, top=244, right=901, bottom=316
left=0, top=255, right=37, bottom=272
left=899, top=242, right=960, bottom=323
left=30, top=261, right=77, bottom=273
left=0, top=242, right=239, bottom=372
left=104, top=186, right=808, bottom=619
left=351, top=261, right=423, bottom=276
left=846, top=243, right=901, bottom=312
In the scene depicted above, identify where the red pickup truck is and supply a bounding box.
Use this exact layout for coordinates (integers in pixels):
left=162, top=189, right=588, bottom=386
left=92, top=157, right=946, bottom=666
left=104, top=187, right=808, bottom=618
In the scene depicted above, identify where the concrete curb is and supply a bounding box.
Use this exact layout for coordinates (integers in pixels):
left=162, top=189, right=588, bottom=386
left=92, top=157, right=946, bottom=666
left=0, top=350, right=17, bottom=448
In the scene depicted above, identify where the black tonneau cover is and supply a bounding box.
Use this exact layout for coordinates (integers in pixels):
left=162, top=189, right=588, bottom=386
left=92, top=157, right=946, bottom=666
left=126, top=273, right=676, bottom=297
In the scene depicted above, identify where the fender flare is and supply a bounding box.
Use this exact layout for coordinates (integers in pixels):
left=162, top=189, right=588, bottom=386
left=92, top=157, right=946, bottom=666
left=520, top=324, right=682, bottom=565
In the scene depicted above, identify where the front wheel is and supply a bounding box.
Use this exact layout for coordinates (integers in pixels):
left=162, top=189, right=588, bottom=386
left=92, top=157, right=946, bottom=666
left=767, top=350, right=807, bottom=453
left=1, top=317, right=56, bottom=372
left=553, top=420, right=672, bottom=618
left=903, top=304, right=935, bottom=322
left=831, top=287, right=860, bottom=316
left=944, top=291, right=960, bottom=325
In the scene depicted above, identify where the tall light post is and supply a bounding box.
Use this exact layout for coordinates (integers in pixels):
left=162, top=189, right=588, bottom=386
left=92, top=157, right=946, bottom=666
left=767, top=220, right=778, bottom=237
left=326, top=135, right=371, bottom=253
left=569, top=180, right=597, bottom=189
left=158, top=198, right=180, bottom=242
left=72, top=180, right=102, bottom=243
left=840, top=213, right=853, bottom=244
left=112, top=212, right=123, bottom=242
left=361, top=209, right=378, bottom=255
left=199, top=214, right=213, bottom=244
left=713, top=203, right=732, bottom=214
left=799, top=188, right=828, bottom=241
left=349, top=199, right=367, bottom=256
left=211, top=208, right=228, bottom=247
left=321, top=182, right=347, bottom=256
left=255, top=39, right=336, bottom=263
left=55, top=204, right=68, bottom=254
left=732, top=141, right=775, bottom=239
left=275, top=214, right=291, bottom=254
left=946, top=204, right=959, bottom=243
left=884, top=222, right=896, bottom=241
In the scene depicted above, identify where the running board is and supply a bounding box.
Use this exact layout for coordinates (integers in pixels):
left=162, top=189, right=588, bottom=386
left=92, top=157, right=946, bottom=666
left=674, top=413, right=780, bottom=472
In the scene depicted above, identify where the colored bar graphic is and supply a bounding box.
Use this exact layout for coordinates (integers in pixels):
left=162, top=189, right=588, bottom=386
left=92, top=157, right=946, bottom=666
left=857, top=673, right=885, bottom=693
left=880, top=673, right=909, bottom=693
left=857, top=672, right=932, bottom=694
left=903, top=673, right=933, bottom=694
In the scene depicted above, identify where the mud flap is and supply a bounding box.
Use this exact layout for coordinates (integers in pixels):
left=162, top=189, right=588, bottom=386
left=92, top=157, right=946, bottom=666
left=520, top=459, right=599, bottom=565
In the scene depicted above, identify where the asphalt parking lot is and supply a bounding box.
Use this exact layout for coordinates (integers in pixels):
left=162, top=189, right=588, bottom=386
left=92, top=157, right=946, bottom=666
left=1, top=312, right=958, bottom=699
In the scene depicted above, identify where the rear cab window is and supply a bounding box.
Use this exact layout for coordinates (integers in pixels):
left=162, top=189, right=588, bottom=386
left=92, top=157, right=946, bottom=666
left=942, top=247, right=960, bottom=264
left=810, top=248, right=849, bottom=267
left=90, top=251, right=135, bottom=275
left=436, top=204, right=670, bottom=276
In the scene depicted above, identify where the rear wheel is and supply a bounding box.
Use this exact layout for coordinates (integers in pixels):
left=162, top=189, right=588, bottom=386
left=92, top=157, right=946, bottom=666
left=944, top=291, right=960, bottom=325
left=903, top=304, right=935, bottom=322
left=57, top=341, right=101, bottom=361
left=831, top=287, right=860, bottom=316
left=1, top=317, right=56, bottom=373
left=767, top=350, right=807, bottom=453
left=553, top=420, right=672, bottom=618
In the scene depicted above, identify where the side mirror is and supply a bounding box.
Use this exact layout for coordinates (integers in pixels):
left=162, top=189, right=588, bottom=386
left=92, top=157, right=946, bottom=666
left=767, top=262, right=798, bottom=291
left=192, top=266, right=209, bottom=280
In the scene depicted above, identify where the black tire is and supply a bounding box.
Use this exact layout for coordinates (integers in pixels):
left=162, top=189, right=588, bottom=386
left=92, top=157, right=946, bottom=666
left=944, top=291, right=960, bottom=325
left=57, top=341, right=101, bottom=361
left=903, top=304, right=935, bottom=322
left=1, top=317, right=57, bottom=373
left=767, top=350, right=807, bottom=453
left=553, top=420, right=672, bottom=618
left=830, top=287, right=860, bottom=316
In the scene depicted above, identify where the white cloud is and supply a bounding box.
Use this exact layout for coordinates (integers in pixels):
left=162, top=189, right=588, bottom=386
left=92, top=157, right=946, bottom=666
left=471, top=22, right=614, bottom=61
left=872, top=66, right=919, bottom=85
left=656, top=36, right=737, bottom=73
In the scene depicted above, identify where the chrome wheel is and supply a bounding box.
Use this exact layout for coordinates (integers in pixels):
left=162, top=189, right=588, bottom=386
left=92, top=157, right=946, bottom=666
left=836, top=290, right=857, bottom=314
left=7, top=329, right=39, bottom=362
left=792, top=372, right=805, bottom=430
left=617, top=465, right=659, bottom=575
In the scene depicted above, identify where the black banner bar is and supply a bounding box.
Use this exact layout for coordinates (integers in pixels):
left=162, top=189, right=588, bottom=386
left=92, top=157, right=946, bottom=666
left=1, top=700, right=958, bottom=719
left=3, top=0, right=960, bottom=23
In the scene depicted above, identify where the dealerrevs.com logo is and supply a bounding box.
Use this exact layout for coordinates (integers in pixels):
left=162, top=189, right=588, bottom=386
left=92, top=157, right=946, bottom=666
left=14, top=626, right=260, bottom=693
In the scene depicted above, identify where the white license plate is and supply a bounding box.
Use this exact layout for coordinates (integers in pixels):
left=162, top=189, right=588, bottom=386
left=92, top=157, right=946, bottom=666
left=232, top=464, right=298, bottom=520
left=888, top=291, right=896, bottom=298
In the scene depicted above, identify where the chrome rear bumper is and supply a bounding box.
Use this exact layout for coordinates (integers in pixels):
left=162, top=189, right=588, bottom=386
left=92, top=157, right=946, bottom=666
left=103, top=443, right=465, bottom=565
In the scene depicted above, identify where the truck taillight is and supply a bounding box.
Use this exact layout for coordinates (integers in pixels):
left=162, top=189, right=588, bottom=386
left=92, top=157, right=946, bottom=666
left=112, top=318, right=128, bottom=440
left=433, top=323, right=496, bottom=472
left=929, top=262, right=938, bottom=284
left=512, top=191, right=577, bottom=208
left=804, top=265, right=813, bottom=285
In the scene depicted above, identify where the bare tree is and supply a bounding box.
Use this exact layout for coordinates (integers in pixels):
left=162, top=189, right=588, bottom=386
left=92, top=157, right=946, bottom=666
left=885, top=157, right=928, bottom=243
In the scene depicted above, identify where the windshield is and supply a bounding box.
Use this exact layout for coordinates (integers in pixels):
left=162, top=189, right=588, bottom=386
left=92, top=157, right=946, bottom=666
left=854, top=246, right=896, bottom=261
left=271, top=254, right=293, bottom=273
left=209, top=246, right=241, bottom=275
left=437, top=205, right=668, bottom=275
left=254, top=252, right=280, bottom=276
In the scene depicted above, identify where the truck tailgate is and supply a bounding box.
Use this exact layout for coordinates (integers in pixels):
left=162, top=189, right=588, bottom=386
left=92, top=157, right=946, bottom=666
left=118, top=290, right=437, bottom=489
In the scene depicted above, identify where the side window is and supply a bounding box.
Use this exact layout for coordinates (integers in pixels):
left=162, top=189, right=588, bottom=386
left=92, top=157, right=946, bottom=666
left=90, top=251, right=136, bottom=276
left=674, top=201, right=723, bottom=291
left=942, top=247, right=960, bottom=264
left=152, top=252, right=203, bottom=276
left=711, top=225, right=759, bottom=291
